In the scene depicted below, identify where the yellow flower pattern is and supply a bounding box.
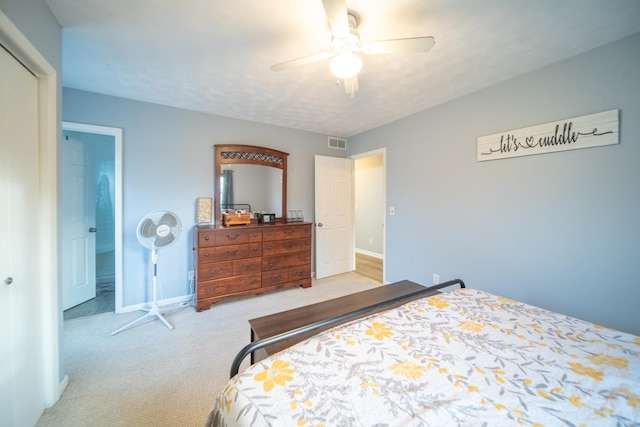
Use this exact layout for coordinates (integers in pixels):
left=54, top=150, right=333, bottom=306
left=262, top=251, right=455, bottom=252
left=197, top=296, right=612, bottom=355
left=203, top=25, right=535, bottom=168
left=210, top=289, right=640, bottom=426
left=365, top=321, right=393, bottom=341
left=568, top=362, right=604, bottom=381
left=390, top=360, right=428, bottom=380
left=428, top=296, right=449, bottom=309
left=253, top=359, right=295, bottom=392
left=586, top=353, right=628, bottom=369
left=458, top=320, right=485, bottom=332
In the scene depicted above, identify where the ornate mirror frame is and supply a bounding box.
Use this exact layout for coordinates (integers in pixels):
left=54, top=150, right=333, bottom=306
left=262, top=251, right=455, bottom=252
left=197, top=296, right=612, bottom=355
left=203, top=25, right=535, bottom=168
left=214, top=144, right=288, bottom=226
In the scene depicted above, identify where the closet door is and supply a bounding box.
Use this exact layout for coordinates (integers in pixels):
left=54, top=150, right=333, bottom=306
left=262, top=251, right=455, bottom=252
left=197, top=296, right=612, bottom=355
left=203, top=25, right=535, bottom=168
left=0, top=44, right=44, bottom=427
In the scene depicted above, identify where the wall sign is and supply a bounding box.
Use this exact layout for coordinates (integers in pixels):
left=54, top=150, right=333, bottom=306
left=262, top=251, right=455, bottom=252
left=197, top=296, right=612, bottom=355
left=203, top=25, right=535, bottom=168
left=477, top=109, right=619, bottom=162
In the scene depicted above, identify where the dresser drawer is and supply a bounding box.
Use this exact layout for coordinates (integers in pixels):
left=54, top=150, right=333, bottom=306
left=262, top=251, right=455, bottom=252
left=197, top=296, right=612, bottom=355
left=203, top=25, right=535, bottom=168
left=263, top=238, right=311, bottom=255
left=288, top=264, right=310, bottom=281
left=263, top=251, right=312, bottom=271
left=199, top=243, right=262, bottom=261
left=263, top=224, right=311, bottom=241
left=197, top=274, right=262, bottom=298
left=262, top=268, right=289, bottom=286
left=198, top=228, right=262, bottom=247
left=198, top=261, right=233, bottom=281
left=233, top=257, right=262, bottom=275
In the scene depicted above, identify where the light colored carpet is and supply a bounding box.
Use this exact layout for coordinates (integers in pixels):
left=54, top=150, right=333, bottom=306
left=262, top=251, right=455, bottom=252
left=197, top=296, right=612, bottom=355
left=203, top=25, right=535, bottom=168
left=37, top=272, right=381, bottom=427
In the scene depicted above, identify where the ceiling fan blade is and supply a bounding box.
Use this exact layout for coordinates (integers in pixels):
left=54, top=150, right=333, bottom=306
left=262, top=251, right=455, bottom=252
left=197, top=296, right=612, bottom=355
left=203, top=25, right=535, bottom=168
left=321, top=0, right=349, bottom=38
left=270, top=51, right=334, bottom=72
left=360, top=36, right=435, bottom=55
left=343, top=75, right=359, bottom=96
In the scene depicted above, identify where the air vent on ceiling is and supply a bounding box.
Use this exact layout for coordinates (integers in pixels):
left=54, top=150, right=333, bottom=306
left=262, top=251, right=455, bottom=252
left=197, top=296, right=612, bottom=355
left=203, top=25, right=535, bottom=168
left=328, top=136, right=346, bottom=150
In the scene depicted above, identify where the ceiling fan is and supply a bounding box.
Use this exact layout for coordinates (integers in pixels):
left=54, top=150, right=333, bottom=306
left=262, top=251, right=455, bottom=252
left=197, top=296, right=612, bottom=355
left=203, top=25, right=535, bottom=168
left=270, top=0, right=435, bottom=96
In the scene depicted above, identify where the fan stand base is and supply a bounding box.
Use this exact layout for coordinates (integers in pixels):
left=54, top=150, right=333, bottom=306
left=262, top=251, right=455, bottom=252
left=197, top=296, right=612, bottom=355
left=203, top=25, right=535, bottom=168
left=110, top=303, right=174, bottom=336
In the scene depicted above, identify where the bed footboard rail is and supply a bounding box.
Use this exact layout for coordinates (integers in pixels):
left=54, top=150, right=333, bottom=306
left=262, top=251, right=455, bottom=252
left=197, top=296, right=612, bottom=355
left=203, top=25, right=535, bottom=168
left=229, top=278, right=465, bottom=378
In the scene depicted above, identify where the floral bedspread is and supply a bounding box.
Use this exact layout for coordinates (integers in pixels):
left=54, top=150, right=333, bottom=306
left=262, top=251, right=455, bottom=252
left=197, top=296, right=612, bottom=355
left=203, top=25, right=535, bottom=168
left=207, top=288, right=640, bottom=426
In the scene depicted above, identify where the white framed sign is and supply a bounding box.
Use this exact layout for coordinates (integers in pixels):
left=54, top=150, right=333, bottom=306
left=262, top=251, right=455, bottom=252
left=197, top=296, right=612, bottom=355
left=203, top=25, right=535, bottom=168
left=477, top=109, right=619, bottom=161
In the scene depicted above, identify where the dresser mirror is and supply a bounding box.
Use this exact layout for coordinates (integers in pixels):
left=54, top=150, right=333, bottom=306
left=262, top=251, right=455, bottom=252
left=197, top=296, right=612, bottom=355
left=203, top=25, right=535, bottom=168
left=213, top=144, right=288, bottom=226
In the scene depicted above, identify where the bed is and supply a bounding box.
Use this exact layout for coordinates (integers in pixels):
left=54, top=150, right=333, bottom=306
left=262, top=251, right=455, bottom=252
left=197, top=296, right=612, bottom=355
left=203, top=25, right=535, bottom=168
left=207, top=281, right=640, bottom=426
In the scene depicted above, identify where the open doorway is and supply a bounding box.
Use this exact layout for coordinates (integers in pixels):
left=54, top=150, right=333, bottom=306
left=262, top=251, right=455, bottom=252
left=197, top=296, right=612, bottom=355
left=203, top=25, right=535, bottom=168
left=352, top=148, right=386, bottom=283
left=61, top=122, right=123, bottom=319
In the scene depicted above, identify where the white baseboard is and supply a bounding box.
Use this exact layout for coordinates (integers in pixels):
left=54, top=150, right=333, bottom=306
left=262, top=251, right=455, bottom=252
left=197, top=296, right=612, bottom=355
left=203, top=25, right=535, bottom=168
left=51, top=374, right=69, bottom=407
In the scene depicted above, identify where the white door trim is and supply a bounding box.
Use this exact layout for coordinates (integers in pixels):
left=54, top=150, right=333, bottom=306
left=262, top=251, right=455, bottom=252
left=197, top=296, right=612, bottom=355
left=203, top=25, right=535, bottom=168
left=62, top=121, right=124, bottom=313
left=349, top=148, right=387, bottom=284
left=0, top=9, right=62, bottom=407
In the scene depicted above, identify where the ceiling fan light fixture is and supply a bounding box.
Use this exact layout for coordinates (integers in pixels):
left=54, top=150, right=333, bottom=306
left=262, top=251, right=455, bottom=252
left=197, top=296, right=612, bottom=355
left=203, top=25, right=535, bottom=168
left=330, top=52, right=362, bottom=79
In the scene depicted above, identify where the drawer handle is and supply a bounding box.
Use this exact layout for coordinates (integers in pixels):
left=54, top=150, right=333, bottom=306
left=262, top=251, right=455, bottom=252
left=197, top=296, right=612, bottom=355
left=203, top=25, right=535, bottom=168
left=206, top=286, right=219, bottom=294
left=270, top=275, right=282, bottom=281
left=225, top=250, right=239, bottom=256
left=266, top=245, right=272, bottom=250
left=204, top=236, right=210, bottom=241
left=253, top=233, right=259, bottom=237
left=284, top=230, right=293, bottom=235
left=284, top=243, right=293, bottom=249
left=245, top=279, right=258, bottom=286
left=240, top=265, right=254, bottom=271
left=304, top=241, right=309, bottom=246
left=204, top=253, right=210, bottom=257
left=268, top=261, right=277, bottom=267
left=252, top=247, right=259, bottom=252
left=266, top=232, right=273, bottom=236
left=227, top=234, right=240, bottom=240
left=209, top=267, right=222, bottom=274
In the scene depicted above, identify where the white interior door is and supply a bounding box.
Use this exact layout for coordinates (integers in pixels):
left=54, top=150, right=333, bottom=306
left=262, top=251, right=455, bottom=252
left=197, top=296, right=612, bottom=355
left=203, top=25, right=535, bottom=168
left=0, top=44, right=44, bottom=427
left=314, top=155, right=354, bottom=279
left=62, top=134, right=97, bottom=310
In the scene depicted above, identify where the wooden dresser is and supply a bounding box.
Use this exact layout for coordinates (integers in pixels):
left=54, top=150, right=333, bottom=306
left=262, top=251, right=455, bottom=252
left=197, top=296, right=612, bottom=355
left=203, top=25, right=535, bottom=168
left=195, top=222, right=312, bottom=311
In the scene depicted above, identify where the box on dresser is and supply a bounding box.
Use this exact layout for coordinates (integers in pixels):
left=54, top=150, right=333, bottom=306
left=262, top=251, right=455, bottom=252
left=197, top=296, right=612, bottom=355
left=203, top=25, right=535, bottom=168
left=222, top=212, right=251, bottom=226
left=194, top=222, right=312, bottom=311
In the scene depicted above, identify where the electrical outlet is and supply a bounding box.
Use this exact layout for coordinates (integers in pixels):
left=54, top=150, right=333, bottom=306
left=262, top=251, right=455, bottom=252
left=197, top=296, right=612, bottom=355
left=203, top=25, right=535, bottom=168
left=188, top=270, right=194, bottom=280
left=433, top=274, right=440, bottom=285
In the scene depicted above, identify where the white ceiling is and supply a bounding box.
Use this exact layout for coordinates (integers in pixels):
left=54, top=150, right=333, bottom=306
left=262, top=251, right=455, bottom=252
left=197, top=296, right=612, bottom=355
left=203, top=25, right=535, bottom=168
left=45, top=0, right=640, bottom=138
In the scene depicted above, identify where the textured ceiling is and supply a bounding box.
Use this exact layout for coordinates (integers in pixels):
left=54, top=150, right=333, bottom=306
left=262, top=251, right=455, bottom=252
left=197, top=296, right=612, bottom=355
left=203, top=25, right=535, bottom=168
left=45, top=0, right=640, bottom=138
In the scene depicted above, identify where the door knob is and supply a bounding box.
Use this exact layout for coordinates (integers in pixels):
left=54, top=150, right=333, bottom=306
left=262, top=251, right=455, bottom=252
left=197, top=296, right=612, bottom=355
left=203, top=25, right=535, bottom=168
left=4, top=277, right=12, bottom=285
left=317, top=223, right=323, bottom=227
left=89, top=227, right=97, bottom=233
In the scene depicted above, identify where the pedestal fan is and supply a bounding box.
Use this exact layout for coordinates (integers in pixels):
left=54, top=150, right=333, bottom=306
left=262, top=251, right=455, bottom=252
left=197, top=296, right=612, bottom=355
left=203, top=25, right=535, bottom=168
left=111, top=210, right=182, bottom=336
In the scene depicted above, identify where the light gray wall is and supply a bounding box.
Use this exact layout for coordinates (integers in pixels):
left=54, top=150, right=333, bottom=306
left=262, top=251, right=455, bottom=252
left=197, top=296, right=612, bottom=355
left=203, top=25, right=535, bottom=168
left=0, top=0, right=61, bottom=72
left=348, top=33, right=640, bottom=335
left=63, top=88, right=343, bottom=307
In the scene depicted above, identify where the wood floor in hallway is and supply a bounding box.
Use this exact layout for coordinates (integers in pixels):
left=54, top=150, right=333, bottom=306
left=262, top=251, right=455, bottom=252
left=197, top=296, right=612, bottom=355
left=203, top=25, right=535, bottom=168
left=355, top=252, right=383, bottom=283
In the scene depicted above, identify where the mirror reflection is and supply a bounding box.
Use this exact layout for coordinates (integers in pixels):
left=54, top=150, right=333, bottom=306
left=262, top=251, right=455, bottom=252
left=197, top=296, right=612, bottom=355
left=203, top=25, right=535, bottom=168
left=220, top=164, right=283, bottom=217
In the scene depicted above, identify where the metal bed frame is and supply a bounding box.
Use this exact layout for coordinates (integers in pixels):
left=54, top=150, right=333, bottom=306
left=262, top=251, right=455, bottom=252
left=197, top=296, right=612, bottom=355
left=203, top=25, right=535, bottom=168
left=230, top=279, right=466, bottom=377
